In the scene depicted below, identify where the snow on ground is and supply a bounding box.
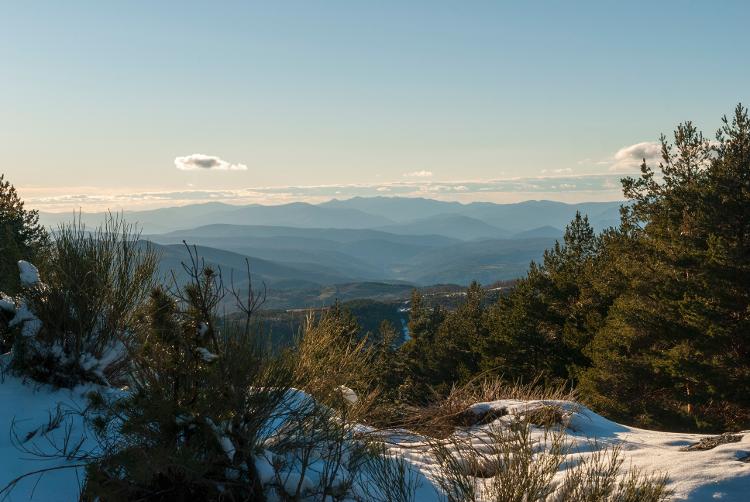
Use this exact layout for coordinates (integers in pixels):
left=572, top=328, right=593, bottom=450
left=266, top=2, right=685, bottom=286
left=387, top=400, right=750, bottom=501
left=0, top=362, right=95, bottom=501
left=0, top=373, right=748, bottom=501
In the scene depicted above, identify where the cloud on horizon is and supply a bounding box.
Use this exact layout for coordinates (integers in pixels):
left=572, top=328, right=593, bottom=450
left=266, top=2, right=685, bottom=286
left=26, top=173, right=628, bottom=212
left=609, top=141, right=662, bottom=172
left=402, top=170, right=433, bottom=178
left=174, top=153, right=248, bottom=171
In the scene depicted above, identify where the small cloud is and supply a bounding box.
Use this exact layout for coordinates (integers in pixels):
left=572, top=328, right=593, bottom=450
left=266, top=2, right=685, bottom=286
left=610, top=142, right=661, bottom=172
left=175, top=153, right=247, bottom=171
left=376, top=186, right=391, bottom=192
left=403, top=170, right=433, bottom=178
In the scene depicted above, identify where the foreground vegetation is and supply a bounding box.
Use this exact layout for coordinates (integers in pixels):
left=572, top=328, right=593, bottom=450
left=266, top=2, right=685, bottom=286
left=2, top=104, right=748, bottom=499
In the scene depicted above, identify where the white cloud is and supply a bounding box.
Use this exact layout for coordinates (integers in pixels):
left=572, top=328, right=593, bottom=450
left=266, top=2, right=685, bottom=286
left=26, top=174, right=628, bottom=212
left=175, top=153, right=247, bottom=171
left=402, top=170, right=433, bottom=178
left=610, top=141, right=661, bottom=172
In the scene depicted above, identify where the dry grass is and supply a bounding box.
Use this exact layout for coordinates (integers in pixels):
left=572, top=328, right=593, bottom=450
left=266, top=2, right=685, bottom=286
left=428, top=420, right=671, bottom=502
left=401, top=376, right=576, bottom=439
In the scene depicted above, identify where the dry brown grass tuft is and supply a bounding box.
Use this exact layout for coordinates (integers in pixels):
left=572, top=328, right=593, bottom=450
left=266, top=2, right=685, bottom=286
left=400, top=375, right=576, bottom=439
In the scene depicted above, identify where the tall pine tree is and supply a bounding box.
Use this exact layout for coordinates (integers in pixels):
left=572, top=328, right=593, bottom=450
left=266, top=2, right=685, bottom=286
left=0, top=174, right=48, bottom=294
left=580, top=105, right=750, bottom=431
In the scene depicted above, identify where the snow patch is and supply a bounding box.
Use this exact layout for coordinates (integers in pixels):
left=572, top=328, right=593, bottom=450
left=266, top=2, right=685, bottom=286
left=196, top=347, right=219, bottom=362
left=17, top=260, right=40, bottom=288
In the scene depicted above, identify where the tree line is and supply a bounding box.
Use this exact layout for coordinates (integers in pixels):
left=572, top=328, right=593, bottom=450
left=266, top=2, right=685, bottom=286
left=392, top=105, right=750, bottom=432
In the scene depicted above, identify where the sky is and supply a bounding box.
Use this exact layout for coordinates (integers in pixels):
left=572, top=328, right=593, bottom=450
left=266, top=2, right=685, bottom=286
left=2, top=1, right=749, bottom=212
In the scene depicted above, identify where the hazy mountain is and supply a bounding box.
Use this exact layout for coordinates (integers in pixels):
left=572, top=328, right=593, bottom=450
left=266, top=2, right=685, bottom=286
left=40, top=202, right=394, bottom=234
left=511, top=225, right=563, bottom=239
left=150, top=224, right=458, bottom=246
left=146, top=221, right=565, bottom=288
left=159, top=238, right=381, bottom=280
left=200, top=202, right=393, bottom=229
left=321, top=197, right=624, bottom=233
left=151, top=242, right=356, bottom=289
left=38, top=198, right=627, bottom=303
left=320, top=196, right=462, bottom=223
left=397, top=237, right=555, bottom=285
left=40, top=197, right=624, bottom=236
left=460, top=200, right=623, bottom=233
left=377, top=214, right=509, bottom=240
left=146, top=241, right=417, bottom=309
left=147, top=224, right=461, bottom=282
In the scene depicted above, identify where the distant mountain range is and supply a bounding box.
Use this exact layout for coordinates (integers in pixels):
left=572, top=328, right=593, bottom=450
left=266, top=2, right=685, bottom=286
left=40, top=197, right=623, bottom=235
left=39, top=197, right=625, bottom=308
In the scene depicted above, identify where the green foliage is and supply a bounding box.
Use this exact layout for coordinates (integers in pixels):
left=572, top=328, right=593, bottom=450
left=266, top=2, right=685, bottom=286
left=83, top=248, right=293, bottom=501
left=0, top=174, right=48, bottom=296
left=12, top=214, right=158, bottom=387
left=579, top=105, right=750, bottom=431
left=396, top=104, right=750, bottom=432
left=400, top=214, right=607, bottom=400
left=481, top=211, right=606, bottom=386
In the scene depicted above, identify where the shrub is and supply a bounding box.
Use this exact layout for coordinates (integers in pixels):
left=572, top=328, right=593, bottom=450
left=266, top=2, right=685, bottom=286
left=0, top=174, right=48, bottom=296
left=79, top=245, right=419, bottom=501
left=11, top=214, right=158, bottom=387
left=82, top=244, right=294, bottom=501
left=428, top=416, right=670, bottom=502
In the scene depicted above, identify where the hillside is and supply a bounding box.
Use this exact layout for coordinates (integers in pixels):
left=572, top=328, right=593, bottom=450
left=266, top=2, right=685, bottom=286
left=146, top=223, right=554, bottom=291
left=378, top=213, right=509, bottom=240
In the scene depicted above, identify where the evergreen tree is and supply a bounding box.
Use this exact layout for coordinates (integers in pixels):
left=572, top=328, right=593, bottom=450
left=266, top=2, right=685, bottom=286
left=482, top=212, right=603, bottom=384
left=580, top=106, right=750, bottom=431
left=0, top=174, right=48, bottom=294
left=428, top=281, right=488, bottom=388
left=406, top=289, right=433, bottom=342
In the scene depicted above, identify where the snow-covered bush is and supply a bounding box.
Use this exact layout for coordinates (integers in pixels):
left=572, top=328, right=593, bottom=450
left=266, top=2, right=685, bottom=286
left=80, top=246, right=419, bottom=501
left=10, top=215, right=158, bottom=387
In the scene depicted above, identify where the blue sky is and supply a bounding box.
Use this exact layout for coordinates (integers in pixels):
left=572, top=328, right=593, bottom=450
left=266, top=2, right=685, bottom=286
left=2, top=1, right=749, bottom=211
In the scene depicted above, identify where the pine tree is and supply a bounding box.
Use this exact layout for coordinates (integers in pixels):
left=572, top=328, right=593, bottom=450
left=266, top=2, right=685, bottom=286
left=0, top=174, right=48, bottom=294
left=429, top=281, right=488, bottom=387
left=0, top=175, right=48, bottom=353
left=580, top=105, right=750, bottom=431
left=482, top=212, right=603, bottom=385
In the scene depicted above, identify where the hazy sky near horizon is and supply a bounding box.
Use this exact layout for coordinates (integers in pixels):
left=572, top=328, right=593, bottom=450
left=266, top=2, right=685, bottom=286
left=2, top=1, right=749, bottom=212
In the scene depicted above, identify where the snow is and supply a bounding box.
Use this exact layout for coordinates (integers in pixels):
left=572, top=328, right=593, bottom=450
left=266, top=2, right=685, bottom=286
left=0, top=368, right=97, bottom=501
left=0, top=377, right=748, bottom=500
left=336, top=385, right=358, bottom=404
left=17, top=261, right=40, bottom=288
left=386, top=400, right=750, bottom=501
left=196, top=346, right=219, bottom=362
left=0, top=294, right=14, bottom=313
left=8, top=301, right=42, bottom=338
